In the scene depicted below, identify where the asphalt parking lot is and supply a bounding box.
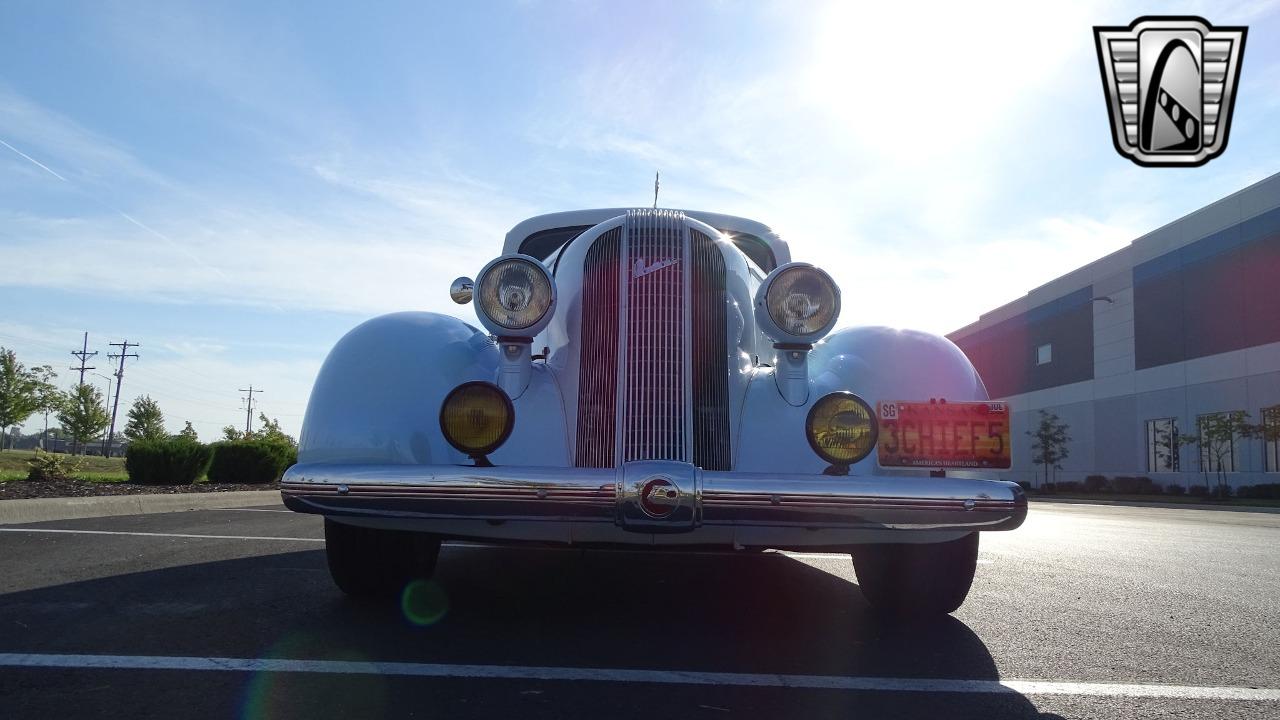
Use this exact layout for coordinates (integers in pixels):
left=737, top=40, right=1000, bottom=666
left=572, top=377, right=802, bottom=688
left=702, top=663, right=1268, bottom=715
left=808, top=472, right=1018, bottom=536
left=1, top=502, right=1278, bottom=719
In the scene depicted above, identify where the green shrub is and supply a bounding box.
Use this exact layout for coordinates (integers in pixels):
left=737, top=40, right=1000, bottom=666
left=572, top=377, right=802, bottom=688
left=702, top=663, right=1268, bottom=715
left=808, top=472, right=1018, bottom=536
left=1133, top=476, right=1157, bottom=494
left=1056, top=480, right=1082, bottom=493
left=1210, top=485, right=1233, bottom=500
left=125, top=439, right=213, bottom=485
left=1165, top=483, right=1186, bottom=495
left=1238, top=483, right=1280, bottom=499
left=207, top=440, right=296, bottom=484
left=1083, top=475, right=1109, bottom=493
left=1187, top=484, right=1209, bottom=498
left=25, top=450, right=84, bottom=482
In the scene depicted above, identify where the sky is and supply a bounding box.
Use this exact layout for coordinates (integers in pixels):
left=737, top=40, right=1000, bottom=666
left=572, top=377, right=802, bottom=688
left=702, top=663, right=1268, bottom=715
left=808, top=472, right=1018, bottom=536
left=2, top=0, right=1279, bottom=441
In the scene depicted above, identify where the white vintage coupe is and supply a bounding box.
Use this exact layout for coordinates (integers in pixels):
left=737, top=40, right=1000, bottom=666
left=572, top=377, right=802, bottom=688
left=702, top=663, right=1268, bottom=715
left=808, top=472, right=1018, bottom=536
left=283, top=209, right=1026, bottom=615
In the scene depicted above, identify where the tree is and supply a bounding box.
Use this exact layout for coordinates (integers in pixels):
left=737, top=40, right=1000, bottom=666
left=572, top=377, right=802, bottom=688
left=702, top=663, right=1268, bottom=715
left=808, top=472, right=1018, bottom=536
left=256, top=413, right=297, bottom=449
left=0, top=348, right=58, bottom=451
left=176, top=421, right=200, bottom=442
left=1026, top=410, right=1071, bottom=488
left=123, top=395, right=168, bottom=442
left=57, top=385, right=111, bottom=454
left=1178, top=411, right=1260, bottom=497
left=222, top=415, right=295, bottom=447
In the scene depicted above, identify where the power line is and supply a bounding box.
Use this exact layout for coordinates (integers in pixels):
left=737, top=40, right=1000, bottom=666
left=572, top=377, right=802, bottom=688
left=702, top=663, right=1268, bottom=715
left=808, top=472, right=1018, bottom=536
left=105, top=340, right=139, bottom=456
left=239, top=385, right=262, bottom=434
left=70, top=331, right=97, bottom=388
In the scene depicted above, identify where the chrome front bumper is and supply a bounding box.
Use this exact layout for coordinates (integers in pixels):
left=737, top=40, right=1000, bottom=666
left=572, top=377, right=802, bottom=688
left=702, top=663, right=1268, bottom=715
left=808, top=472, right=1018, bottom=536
left=281, top=461, right=1027, bottom=534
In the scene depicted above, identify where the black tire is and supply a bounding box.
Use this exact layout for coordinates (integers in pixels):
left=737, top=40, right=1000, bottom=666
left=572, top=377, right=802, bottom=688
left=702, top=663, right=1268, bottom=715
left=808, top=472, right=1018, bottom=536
left=324, top=518, right=441, bottom=598
left=851, top=533, right=979, bottom=616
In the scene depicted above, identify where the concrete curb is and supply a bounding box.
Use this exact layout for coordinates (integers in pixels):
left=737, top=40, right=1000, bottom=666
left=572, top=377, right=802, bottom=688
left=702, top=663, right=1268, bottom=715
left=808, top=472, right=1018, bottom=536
left=1032, top=496, right=1280, bottom=514
left=0, top=490, right=282, bottom=525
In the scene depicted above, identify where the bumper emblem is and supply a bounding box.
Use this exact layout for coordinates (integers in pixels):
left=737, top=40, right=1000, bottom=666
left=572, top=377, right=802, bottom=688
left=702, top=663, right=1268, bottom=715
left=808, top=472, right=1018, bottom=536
left=639, top=477, right=680, bottom=518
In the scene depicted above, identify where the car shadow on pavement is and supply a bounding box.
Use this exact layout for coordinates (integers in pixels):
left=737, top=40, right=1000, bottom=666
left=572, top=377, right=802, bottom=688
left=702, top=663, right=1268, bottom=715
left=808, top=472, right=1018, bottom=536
left=0, top=544, right=1066, bottom=719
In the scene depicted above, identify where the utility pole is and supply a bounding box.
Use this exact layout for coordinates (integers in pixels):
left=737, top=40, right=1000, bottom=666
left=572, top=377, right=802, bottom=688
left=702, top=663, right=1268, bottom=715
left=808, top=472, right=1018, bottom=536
left=240, top=385, right=262, bottom=436
left=105, top=340, right=139, bottom=458
left=70, top=331, right=97, bottom=387
left=69, top=332, right=97, bottom=453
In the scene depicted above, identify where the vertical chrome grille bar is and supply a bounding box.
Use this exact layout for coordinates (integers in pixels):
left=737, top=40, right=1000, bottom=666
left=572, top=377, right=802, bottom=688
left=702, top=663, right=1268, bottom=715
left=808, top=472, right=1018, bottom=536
left=621, top=209, right=686, bottom=463
left=575, top=211, right=729, bottom=470
left=574, top=227, right=622, bottom=468
left=689, top=230, right=732, bottom=470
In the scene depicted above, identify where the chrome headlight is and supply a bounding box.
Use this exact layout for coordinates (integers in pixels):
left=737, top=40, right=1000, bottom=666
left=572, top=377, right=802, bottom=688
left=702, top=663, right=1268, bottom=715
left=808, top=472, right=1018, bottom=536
left=474, top=255, right=556, bottom=336
left=754, top=262, right=840, bottom=344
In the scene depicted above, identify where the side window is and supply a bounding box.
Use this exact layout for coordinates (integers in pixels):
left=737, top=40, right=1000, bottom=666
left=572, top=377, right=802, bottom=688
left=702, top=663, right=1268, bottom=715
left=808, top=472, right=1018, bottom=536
left=1036, top=343, right=1052, bottom=366
left=1265, top=406, right=1280, bottom=473
left=1145, top=418, right=1179, bottom=472
left=1197, top=413, right=1238, bottom=473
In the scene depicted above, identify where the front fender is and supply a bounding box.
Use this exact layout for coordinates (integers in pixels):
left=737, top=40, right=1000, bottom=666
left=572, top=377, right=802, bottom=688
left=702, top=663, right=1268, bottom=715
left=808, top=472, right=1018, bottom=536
left=735, top=326, right=990, bottom=475
left=299, top=312, right=499, bottom=465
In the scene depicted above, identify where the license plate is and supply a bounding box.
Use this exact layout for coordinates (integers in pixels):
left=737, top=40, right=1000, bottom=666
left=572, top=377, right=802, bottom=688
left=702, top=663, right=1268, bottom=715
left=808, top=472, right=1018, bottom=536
left=876, top=401, right=1011, bottom=469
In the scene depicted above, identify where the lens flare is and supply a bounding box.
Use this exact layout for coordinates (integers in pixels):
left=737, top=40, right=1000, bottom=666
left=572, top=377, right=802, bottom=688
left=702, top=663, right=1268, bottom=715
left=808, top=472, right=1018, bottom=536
left=401, top=579, right=449, bottom=626
left=240, top=634, right=387, bottom=720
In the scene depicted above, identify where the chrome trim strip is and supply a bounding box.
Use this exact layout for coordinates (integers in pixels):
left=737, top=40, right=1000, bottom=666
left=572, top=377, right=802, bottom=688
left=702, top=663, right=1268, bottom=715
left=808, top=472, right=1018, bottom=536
left=282, top=463, right=1026, bottom=532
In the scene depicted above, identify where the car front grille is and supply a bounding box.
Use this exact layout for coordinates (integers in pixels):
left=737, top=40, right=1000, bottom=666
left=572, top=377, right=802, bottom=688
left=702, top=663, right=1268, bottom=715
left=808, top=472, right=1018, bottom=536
left=574, top=210, right=731, bottom=470
left=574, top=226, right=622, bottom=469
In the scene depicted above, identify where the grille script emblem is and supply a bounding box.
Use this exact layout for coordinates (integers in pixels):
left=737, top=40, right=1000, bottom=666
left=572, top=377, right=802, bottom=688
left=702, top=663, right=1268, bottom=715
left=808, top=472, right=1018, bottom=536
left=632, top=257, right=678, bottom=279
left=1094, top=16, right=1247, bottom=167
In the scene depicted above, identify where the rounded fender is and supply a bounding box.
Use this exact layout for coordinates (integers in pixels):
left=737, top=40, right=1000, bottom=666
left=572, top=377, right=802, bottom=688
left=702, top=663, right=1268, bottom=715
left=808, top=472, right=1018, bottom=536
left=809, top=326, right=989, bottom=405
left=299, top=312, right=500, bottom=465
left=735, top=326, right=988, bottom=475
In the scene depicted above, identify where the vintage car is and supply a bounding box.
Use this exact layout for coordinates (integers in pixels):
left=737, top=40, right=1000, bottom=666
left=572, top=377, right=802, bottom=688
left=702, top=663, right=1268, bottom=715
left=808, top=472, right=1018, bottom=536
left=282, top=208, right=1026, bottom=615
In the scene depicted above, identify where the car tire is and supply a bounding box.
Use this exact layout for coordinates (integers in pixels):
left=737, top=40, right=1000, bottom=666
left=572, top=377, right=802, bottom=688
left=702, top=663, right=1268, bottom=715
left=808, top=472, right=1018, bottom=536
left=324, top=518, right=441, bottom=598
left=850, top=533, right=979, bottom=616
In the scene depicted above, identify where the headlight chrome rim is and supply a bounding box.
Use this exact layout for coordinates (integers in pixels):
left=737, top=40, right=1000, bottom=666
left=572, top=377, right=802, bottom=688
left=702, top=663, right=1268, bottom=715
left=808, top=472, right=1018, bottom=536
left=754, top=262, right=840, bottom=344
left=805, top=391, right=878, bottom=466
left=474, top=254, right=556, bottom=336
left=438, top=381, right=515, bottom=458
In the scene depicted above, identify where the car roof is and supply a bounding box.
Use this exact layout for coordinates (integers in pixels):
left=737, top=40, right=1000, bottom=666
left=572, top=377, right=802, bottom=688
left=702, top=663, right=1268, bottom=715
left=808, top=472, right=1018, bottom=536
left=502, top=208, right=791, bottom=266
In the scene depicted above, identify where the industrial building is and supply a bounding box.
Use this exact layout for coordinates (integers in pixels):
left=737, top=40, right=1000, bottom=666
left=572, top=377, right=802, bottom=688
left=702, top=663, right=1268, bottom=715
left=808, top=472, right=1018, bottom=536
left=948, top=172, right=1280, bottom=489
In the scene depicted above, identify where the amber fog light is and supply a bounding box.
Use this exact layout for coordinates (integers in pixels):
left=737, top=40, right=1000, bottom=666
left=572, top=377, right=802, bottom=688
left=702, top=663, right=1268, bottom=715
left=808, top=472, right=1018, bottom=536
left=806, top=392, right=878, bottom=465
left=439, top=382, right=514, bottom=458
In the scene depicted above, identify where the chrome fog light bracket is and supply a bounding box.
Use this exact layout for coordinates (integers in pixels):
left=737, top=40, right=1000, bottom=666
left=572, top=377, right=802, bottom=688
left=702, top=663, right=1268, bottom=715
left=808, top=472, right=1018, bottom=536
left=496, top=336, right=533, bottom=399
left=773, top=342, right=812, bottom=407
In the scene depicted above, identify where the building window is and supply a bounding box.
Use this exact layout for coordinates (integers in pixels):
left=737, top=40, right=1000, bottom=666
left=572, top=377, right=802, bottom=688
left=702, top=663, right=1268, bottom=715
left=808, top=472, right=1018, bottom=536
left=1264, top=406, right=1280, bottom=473
left=1197, top=413, right=1237, bottom=474
left=1037, top=343, right=1052, bottom=365
left=1145, top=418, right=1178, bottom=472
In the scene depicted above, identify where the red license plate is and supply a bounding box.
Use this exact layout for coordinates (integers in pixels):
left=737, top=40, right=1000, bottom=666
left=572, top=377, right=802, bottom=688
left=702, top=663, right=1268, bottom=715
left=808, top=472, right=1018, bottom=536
left=876, top=401, right=1011, bottom=469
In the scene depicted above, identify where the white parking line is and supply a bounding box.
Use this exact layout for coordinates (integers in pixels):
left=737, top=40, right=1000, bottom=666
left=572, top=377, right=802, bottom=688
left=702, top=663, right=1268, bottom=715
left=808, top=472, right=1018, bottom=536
left=211, top=508, right=293, bottom=513
left=0, top=653, right=1275, bottom=700
left=0, top=528, right=323, bottom=543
